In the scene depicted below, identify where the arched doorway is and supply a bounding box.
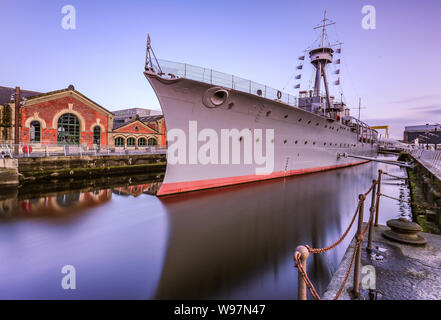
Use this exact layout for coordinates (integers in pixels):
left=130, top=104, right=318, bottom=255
left=93, top=126, right=101, bottom=146
left=30, top=121, right=41, bottom=143
left=57, top=113, right=80, bottom=145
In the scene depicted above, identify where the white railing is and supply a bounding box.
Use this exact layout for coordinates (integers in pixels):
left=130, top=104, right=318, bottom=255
left=152, top=59, right=299, bottom=107
left=411, top=148, right=441, bottom=173
left=0, top=143, right=167, bottom=158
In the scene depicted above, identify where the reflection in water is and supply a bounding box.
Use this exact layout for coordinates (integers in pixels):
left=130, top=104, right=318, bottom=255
left=0, top=157, right=410, bottom=299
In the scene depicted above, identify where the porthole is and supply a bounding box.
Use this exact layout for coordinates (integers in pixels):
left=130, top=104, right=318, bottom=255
left=295, top=140, right=298, bottom=144
left=313, top=141, right=316, bottom=145
left=307, top=120, right=311, bottom=124
left=284, top=139, right=287, bottom=144
left=298, top=118, right=302, bottom=122
left=324, top=142, right=327, bottom=146
left=266, top=111, right=271, bottom=117
left=284, top=114, right=288, bottom=119
left=304, top=141, right=308, bottom=144
left=228, top=102, right=234, bottom=109
left=316, top=123, right=319, bottom=126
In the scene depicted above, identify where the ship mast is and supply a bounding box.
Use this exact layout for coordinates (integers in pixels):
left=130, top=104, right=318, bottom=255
left=310, top=11, right=336, bottom=115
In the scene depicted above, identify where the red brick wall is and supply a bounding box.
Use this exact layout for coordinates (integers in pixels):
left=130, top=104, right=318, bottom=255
left=20, top=95, right=110, bottom=146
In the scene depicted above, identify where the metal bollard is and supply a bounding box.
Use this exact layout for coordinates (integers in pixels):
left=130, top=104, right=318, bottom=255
left=294, top=245, right=310, bottom=300
left=367, top=180, right=377, bottom=253
left=375, top=170, right=382, bottom=226
left=352, top=194, right=365, bottom=298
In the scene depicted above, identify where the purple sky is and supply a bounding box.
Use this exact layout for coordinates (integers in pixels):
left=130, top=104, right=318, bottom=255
left=1, top=0, right=440, bottom=139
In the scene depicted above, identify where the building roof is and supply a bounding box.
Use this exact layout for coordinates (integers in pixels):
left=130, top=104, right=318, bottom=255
left=404, top=124, right=441, bottom=132
left=24, top=85, right=114, bottom=115
left=112, top=115, right=163, bottom=130
left=0, top=86, right=42, bottom=106
left=139, top=115, right=164, bottom=122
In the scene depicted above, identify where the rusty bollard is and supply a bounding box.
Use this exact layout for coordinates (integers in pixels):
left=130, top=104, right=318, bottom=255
left=352, top=194, right=365, bottom=299
left=375, top=170, right=382, bottom=226
left=294, top=245, right=310, bottom=300
left=367, top=180, right=377, bottom=253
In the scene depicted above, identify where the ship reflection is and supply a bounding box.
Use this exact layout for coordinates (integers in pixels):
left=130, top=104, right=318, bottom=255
left=154, top=164, right=377, bottom=299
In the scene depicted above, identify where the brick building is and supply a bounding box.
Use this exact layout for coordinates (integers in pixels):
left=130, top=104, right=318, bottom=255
left=0, top=85, right=166, bottom=148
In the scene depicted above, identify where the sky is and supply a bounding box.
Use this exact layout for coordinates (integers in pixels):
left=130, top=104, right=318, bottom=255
left=1, top=0, right=441, bottom=139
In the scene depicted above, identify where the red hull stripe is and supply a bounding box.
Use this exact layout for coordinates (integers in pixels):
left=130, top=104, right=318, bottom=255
left=157, top=160, right=369, bottom=196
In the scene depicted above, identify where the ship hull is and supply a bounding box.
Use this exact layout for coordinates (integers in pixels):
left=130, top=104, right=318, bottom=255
left=145, top=73, right=377, bottom=196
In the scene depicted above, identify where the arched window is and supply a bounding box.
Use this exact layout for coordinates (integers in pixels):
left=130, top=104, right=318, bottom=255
left=57, top=113, right=80, bottom=145
left=138, top=137, right=146, bottom=146
left=127, top=137, right=135, bottom=146
left=30, top=121, right=41, bottom=143
left=115, top=137, right=124, bottom=146
left=93, top=126, right=101, bottom=146
left=148, top=137, right=157, bottom=146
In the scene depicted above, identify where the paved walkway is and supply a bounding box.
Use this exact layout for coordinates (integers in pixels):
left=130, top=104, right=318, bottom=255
left=323, top=224, right=441, bottom=300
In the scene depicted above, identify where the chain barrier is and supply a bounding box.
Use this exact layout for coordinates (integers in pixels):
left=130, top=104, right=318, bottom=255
left=294, top=181, right=378, bottom=300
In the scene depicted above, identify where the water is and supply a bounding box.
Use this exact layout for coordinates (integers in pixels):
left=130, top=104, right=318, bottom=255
left=0, top=155, right=411, bottom=299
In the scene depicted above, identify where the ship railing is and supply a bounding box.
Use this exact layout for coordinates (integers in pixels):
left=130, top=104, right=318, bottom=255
left=1, top=142, right=167, bottom=158
left=152, top=59, right=299, bottom=107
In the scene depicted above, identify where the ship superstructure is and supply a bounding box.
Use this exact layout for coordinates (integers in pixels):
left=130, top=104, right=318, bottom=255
left=144, top=14, right=378, bottom=196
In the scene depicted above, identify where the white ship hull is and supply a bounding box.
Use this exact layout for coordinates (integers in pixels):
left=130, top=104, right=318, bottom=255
left=145, top=73, right=377, bottom=196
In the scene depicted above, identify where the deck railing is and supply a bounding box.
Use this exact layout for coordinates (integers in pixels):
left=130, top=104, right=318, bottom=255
left=152, top=59, right=299, bottom=107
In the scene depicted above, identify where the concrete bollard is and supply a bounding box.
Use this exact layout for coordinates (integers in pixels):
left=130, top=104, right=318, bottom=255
left=294, top=245, right=310, bottom=300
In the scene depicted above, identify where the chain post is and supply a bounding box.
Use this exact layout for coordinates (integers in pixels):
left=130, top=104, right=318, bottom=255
left=294, top=246, right=310, bottom=300
left=352, top=194, right=365, bottom=298
left=375, top=170, right=382, bottom=226
left=367, top=180, right=377, bottom=253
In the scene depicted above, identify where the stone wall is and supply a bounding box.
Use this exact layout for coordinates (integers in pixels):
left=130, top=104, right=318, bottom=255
left=0, top=158, right=18, bottom=186
left=18, top=154, right=166, bottom=181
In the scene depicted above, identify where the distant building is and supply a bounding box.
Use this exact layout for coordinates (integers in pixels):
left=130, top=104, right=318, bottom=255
left=404, top=124, right=441, bottom=145
left=0, top=85, right=166, bottom=147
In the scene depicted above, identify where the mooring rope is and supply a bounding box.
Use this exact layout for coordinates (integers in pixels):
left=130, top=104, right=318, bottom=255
left=382, top=171, right=408, bottom=180
left=380, top=193, right=441, bottom=210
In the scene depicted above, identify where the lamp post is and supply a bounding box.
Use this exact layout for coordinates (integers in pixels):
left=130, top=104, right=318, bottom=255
left=13, top=87, right=20, bottom=155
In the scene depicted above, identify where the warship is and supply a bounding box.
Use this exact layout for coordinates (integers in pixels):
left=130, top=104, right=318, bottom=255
left=144, top=13, right=378, bottom=196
